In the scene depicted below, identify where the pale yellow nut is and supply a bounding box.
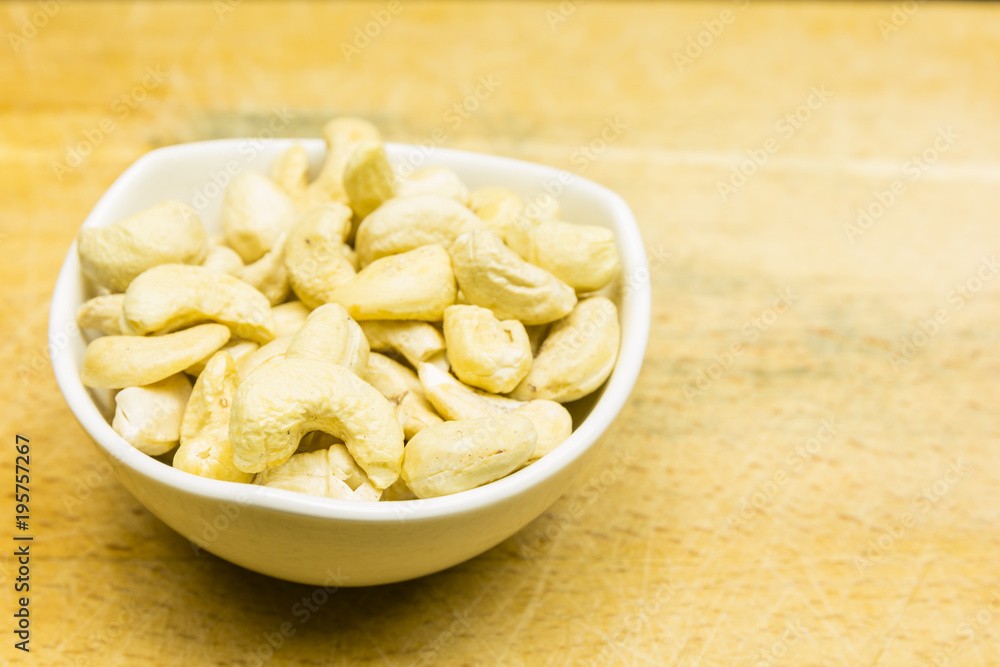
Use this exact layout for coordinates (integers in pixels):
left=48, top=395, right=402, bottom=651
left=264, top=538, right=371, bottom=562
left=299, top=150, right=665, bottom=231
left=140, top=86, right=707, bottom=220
left=285, top=303, right=369, bottom=377
left=237, top=232, right=291, bottom=306
left=81, top=323, right=231, bottom=389
left=303, top=117, right=382, bottom=208
left=513, top=399, right=573, bottom=462
left=343, top=141, right=395, bottom=219
left=449, top=229, right=576, bottom=325
left=524, top=194, right=561, bottom=223
left=185, top=339, right=258, bottom=377
left=76, top=294, right=125, bottom=335
left=508, top=220, right=621, bottom=293
left=271, top=301, right=312, bottom=337
left=284, top=203, right=356, bottom=309
left=237, top=334, right=293, bottom=381
left=253, top=445, right=381, bottom=501
left=396, top=167, right=469, bottom=205
left=443, top=304, right=532, bottom=394
left=112, top=373, right=193, bottom=456
left=200, top=242, right=244, bottom=275
left=401, top=414, right=537, bottom=499
left=270, top=144, right=309, bottom=201
left=174, top=352, right=253, bottom=483
left=365, top=352, right=443, bottom=440
left=511, top=297, right=620, bottom=403
left=120, top=264, right=276, bottom=344
left=329, top=245, right=456, bottom=321
left=221, top=170, right=297, bottom=263
left=468, top=186, right=532, bottom=245
left=354, top=194, right=484, bottom=267
left=358, top=320, right=446, bottom=370
left=229, top=356, right=404, bottom=489
left=77, top=200, right=207, bottom=292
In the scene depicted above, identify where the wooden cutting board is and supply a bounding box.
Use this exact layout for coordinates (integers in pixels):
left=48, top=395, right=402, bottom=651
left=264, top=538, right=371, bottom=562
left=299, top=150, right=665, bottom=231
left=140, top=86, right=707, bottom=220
left=2, top=2, right=999, bottom=664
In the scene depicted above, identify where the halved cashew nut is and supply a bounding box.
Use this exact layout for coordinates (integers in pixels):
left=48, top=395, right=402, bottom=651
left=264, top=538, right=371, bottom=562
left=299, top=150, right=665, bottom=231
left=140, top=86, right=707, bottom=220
left=329, top=245, right=456, bottom=321
left=354, top=194, right=484, bottom=267
left=77, top=200, right=207, bottom=292
left=506, top=220, right=620, bottom=293
left=401, top=414, right=536, bottom=499
left=397, top=167, right=469, bottom=205
left=365, top=352, right=443, bottom=440
left=343, top=141, right=395, bottom=219
left=271, top=301, right=311, bottom=337
left=254, top=445, right=381, bottom=501
left=443, top=305, right=531, bottom=394
left=450, top=229, right=576, bottom=325
left=173, top=352, right=254, bottom=483
left=237, top=233, right=290, bottom=305
left=358, top=320, right=447, bottom=370
left=511, top=297, right=620, bottom=403
left=229, top=356, right=404, bottom=489
left=237, top=334, right=293, bottom=380
left=284, top=203, right=356, bottom=309
left=200, top=242, right=244, bottom=275
left=81, top=323, right=231, bottom=389
left=120, top=264, right=276, bottom=344
left=112, top=373, right=193, bottom=456
left=77, top=294, right=125, bottom=335
left=221, top=170, right=297, bottom=263
left=285, top=303, right=369, bottom=377
left=185, top=339, right=259, bottom=377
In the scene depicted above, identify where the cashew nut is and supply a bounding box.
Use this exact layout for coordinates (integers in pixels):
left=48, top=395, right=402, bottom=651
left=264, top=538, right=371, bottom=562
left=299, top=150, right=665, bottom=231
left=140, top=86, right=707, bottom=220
left=112, top=373, right=193, bottom=456
left=173, top=351, right=254, bottom=483
left=271, top=301, right=311, bottom=337
left=237, top=233, right=291, bottom=306
left=343, top=141, right=395, bottom=219
left=229, top=356, right=404, bottom=489
left=354, top=194, right=484, bottom=267
left=304, top=117, right=382, bottom=208
left=329, top=245, right=456, bottom=321
left=185, top=339, right=259, bottom=377
left=270, top=143, right=309, bottom=203
left=254, top=445, right=381, bottom=501
left=285, top=303, right=369, bottom=377
left=397, top=167, right=469, bottom=205
left=524, top=193, right=561, bottom=223
left=506, top=220, right=620, bottom=293
left=284, top=203, right=356, bottom=309
left=358, top=320, right=447, bottom=370
left=221, top=170, right=297, bottom=263
left=401, top=414, right=536, bottom=499
left=77, top=294, right=125, bottom=335
left=443, top=305, right=532, bottom=394
left=200, top=241, right=244, bottom=275
left=81, top=323, right=231, bottom=389
left=512, top=399, right=572, bottom=462
left=365, top=352, right=443, bottom=440
left=237, top=334, right=294, bottom=380
left=449, top=229, right=576, bottom=325
left=120, top=264, right=276, bottom=344
left=77, top=200, right=207, bottom=292
left=511, top=297, right=620, bottom=402
left=468, top=186, right=530, bottom=245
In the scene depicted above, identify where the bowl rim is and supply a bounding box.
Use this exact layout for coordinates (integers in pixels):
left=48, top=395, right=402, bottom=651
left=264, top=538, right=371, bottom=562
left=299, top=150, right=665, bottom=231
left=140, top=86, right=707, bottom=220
left=49, top=139, right=651, bottom=524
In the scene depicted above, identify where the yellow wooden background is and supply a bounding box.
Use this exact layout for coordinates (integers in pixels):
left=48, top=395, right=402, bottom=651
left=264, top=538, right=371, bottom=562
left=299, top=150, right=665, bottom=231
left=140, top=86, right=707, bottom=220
left=2, top=2, right=1000, bottom=665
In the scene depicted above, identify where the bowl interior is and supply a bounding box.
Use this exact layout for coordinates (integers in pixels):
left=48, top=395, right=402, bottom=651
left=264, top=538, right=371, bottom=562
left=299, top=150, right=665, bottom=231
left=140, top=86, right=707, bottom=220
left=50, top=139, right=651, bottom=522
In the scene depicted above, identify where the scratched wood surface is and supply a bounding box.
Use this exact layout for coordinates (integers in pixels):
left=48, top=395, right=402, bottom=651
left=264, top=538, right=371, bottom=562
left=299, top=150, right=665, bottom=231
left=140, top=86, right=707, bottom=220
left=2, top=2, right=1000, bottom=665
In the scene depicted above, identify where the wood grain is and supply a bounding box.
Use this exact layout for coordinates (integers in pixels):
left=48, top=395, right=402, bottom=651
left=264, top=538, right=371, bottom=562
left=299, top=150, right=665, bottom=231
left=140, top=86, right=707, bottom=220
left=2, top=2, right=999, bottom=665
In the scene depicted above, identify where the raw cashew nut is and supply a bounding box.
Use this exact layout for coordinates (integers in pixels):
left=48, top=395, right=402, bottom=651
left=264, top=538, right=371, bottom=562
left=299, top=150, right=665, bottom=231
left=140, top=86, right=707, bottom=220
left=401, top=414, right=537, bottom=499
left=284, top=203, right=356, bottom=309
left=237, top=232, right=290, bottom=305
left=77, top=200, right=207, bottom=292
left=524, top=193, right=561, bottom=223
left=237, top=335, right=294, bottom=380
left=270, top=144, right=309, bottom=201
left=285, top=303, right=369, bottom=377
left=397, top=167, right=469, bottom=205
left=329, top=245, right=456, bottom=321
left=185, top=339, right=259, bottom=377
left=443, top=305, right=532, bottom=394
left=254, top=445, right=381, bottom=501
left=81, top=323, right=231, bottom=389
left=304, top=117, right=382, bottom=207
left=469, top=187, right=531, bottom=245
left=112, top=373, right=193, bottom=455
left=449, top=230, right=576, bottom=325
left=343, top=141, right=395, bottom=219
left=77, top=294, right=125, bottom=335
left=229, top=356, right=404, bottom=488
left=511, top=297, right=620, bottom=403
left=354, top=195, right=484, bottom=267
left=507, top=220, right=620, bottom=293
left=365, top=352, right=443, bottom=440
left=200, top=242, right=244, bottom=275
left=271, top=301, right=312, bottom=337
left=174, top=352, right=254, bottom=483
left=121, top=264, right=276, bottom=344
left=358, top=320, right=446, bottom=370
left=512, top=400, right=572, bottom=462
left=221, top=170, right=297, bottom=263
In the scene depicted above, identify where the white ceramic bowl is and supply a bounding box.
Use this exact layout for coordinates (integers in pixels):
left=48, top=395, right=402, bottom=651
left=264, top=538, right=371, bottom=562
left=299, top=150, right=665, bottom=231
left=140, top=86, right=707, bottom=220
left=49, top=139, right=650, bottom=586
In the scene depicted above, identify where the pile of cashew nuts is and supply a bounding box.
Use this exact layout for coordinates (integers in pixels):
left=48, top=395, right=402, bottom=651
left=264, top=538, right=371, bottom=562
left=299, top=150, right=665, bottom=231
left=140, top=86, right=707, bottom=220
left=75, top=117, right=622, bottom=500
